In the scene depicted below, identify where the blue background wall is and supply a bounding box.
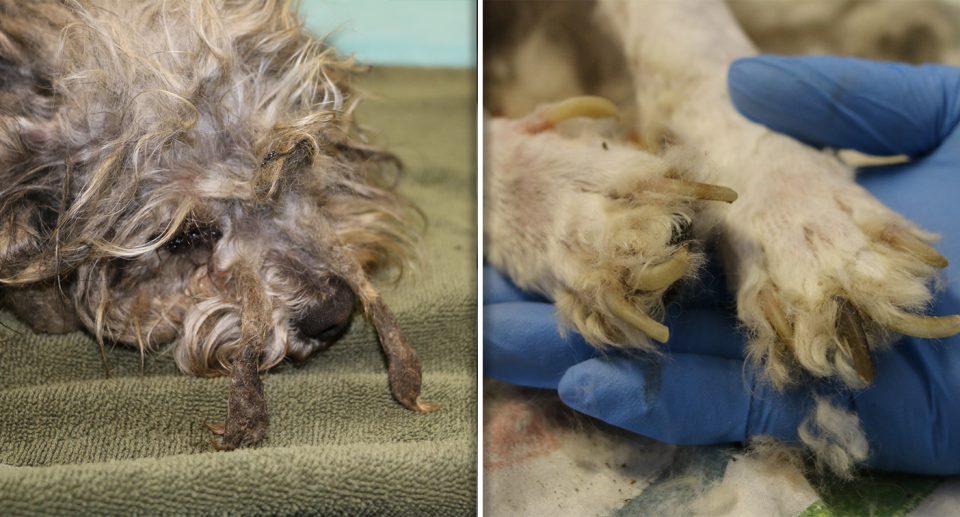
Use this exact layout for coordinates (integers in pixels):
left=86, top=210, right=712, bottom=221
left=301, top=1, right=477, bottom=68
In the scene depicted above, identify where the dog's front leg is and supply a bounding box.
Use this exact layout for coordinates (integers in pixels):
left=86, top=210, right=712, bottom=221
left=597, top=0, right=960, bottom=388
left=216, top=342, right=269, bottom=450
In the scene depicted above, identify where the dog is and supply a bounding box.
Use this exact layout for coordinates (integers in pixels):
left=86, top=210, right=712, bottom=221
left=0, top=0, right=436, bottom=450
left=484, top=0, right=960, bottom=474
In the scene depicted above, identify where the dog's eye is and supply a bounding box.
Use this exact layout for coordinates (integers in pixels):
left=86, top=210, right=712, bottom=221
left=164, top=223, right=223, bottom=253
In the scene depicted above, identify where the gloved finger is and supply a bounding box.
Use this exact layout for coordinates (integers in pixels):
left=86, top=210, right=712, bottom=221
left=854, top=334, right=960, bottom=475
left=483, top=301, right=597, bottom=389
left=729, top=55, right=960, bottom=156
left=558, top=354, right=811, bottom=445
left=483, top=265, right=549, bottom=304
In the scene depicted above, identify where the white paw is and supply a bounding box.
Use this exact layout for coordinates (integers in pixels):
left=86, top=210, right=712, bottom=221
left=485, top=97, right=736, bottom=350
left=722, top=137, right=958, bottom=387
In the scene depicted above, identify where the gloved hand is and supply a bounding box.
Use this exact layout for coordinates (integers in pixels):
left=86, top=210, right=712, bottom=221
left=484, top=55, right=960, bottom=475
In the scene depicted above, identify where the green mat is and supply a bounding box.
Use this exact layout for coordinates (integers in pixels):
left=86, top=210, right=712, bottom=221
left=0, top=67, right=478, bottom=516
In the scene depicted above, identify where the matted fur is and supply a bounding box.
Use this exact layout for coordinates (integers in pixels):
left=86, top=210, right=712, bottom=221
left=0, top=0, right=426, bottom=431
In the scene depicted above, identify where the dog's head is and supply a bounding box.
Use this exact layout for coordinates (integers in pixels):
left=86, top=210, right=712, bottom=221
left=0, top=0, right=421, bottom=386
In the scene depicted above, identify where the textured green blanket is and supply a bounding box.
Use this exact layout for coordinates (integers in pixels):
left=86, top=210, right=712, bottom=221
left=0, top=67, right=477, bottom=516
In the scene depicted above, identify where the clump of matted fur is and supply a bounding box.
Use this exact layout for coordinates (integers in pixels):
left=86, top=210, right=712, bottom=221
left=0, top=0, right=434, bottom=449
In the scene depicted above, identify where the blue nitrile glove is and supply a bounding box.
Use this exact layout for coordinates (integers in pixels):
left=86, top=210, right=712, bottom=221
left=484, top=56, right=960, bottom=475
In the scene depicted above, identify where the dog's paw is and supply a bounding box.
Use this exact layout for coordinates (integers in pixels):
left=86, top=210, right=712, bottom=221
left=725, top=143, right=960, bottom=387
left=485, top=97, right=737, bottom=350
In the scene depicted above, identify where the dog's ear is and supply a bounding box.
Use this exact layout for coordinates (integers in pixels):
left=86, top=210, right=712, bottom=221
left=0, top=6, right=64, bottom=271
left=0, top=7, right=76, bottom=332
left=0, top=142, right=85, bottom=337
left=0, top=5, right=70, bottom=274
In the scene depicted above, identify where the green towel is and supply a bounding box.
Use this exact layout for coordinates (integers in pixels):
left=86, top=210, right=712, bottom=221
left=0, top=67, right=477, bottom=516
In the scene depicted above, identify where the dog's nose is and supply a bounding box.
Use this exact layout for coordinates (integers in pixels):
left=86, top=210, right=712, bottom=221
left=296, top=277, right=357, bottom=342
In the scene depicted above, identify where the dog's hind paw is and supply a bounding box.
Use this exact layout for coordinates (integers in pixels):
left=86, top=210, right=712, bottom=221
left=485, top=96, right=736, bottom=350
